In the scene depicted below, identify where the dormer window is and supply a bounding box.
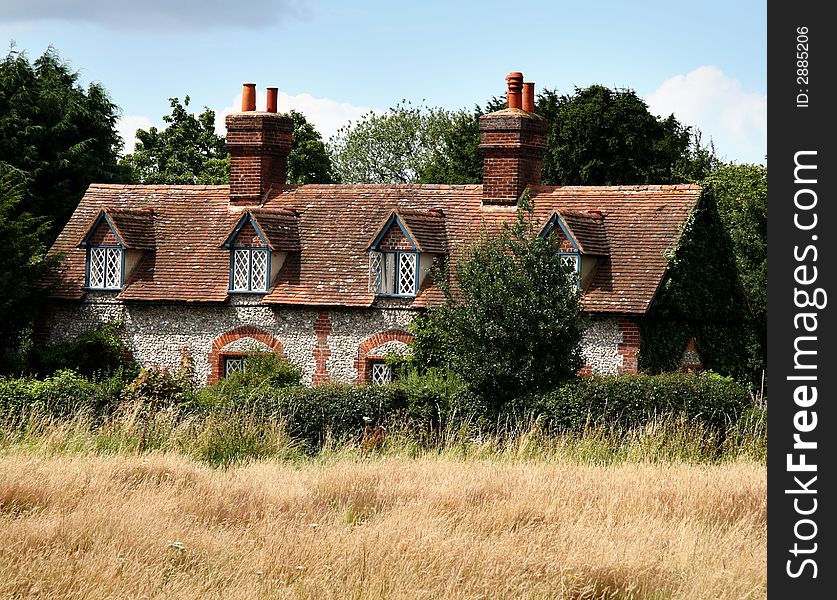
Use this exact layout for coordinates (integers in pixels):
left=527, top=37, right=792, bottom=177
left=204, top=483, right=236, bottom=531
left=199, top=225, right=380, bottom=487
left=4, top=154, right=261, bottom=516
left=366, top=209, right=447, bottom=299
left=540, top=210, right=610, bottom=290
left=88, top=245, right=124, bottom=289
left=221, top=209, right=300, bottom=295
left=78, top=208, right=155, bottom=292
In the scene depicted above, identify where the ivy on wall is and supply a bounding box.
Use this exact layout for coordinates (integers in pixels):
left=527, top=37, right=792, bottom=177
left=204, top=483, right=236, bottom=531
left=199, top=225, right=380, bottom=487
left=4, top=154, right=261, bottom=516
left=638, top=186, right=752, bottom=381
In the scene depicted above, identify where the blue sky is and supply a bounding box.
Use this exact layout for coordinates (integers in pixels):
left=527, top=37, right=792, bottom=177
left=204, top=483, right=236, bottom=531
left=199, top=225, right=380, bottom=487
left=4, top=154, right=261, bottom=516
left=2, top=0, right=766, bottom=164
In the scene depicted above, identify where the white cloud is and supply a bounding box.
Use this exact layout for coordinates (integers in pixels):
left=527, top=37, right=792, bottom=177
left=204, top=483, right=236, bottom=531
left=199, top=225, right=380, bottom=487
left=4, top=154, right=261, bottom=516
left=215, top=89, right=375, bottom=143
left=2, top=0, right=310, bottom=30
left=116, top=114, right=155, bottom=154
left=645, top=66, right=766, bottom=164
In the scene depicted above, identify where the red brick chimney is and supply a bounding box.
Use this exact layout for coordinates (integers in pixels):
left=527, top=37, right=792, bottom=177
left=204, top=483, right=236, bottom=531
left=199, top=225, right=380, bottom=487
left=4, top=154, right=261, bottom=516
left=225, top=83, right=293, bottom=206
left=479, top=72, right=548, bottom=205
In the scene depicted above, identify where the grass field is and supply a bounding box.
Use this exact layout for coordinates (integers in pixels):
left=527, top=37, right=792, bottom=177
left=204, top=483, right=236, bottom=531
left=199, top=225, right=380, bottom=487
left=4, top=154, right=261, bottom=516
left=0, top=437, right=765, bottom=599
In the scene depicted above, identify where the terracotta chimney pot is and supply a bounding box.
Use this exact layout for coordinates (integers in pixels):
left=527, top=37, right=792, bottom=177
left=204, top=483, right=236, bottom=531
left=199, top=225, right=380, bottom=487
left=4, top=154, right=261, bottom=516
left=266, top=87, right=278, bottom=113
left=242, top=83, right=256, bottom=112
left=522, top=82, right=535, bottom=112
left=506, top=72, right=523, bottom=110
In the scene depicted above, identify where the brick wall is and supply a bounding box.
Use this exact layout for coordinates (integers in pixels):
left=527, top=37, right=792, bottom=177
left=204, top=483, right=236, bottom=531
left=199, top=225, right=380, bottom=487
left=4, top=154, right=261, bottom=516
left=479, top=111, right=548, bottom=204
left=225, top=112, right=293, bottom=205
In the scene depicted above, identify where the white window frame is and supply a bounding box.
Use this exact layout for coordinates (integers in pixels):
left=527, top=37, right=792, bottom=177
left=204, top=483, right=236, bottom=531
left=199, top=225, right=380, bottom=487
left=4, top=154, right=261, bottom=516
left=368, top=250, right=418, bottom=297
left=559, top=252, right=581, bottom=287
left=229, top=247, right=270, bottom=293
left=86, top=245, right=123, bottom=290
left=369, top=360, right=393, bottom=385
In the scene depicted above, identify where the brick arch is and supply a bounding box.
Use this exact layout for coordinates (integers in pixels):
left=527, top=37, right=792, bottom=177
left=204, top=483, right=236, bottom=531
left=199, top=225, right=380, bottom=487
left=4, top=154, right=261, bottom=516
left=354, top=329, right=414, bottom=383
left=207, top=326, right=284, bottom=384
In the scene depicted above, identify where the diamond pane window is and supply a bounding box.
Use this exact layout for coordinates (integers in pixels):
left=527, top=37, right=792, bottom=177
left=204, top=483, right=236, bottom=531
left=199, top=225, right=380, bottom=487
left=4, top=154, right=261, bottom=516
left=560, top=253, right=580, bottom=272
left=87, top=246, right=123, bottom=289
left=230, top=248, right=270, bottom=293
left=368, top=251, right=418, bottom=297
left=398, top=253, right=417, bottom=295
left=370, top=361, right=392, bottom=385
left=250, top=250, right=268, bottom=291
left=224, top=357, right=245, bottom=377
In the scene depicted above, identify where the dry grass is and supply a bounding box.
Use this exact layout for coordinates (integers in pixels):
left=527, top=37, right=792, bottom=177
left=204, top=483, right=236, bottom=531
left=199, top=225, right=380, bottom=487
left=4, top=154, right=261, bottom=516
left=0, top=451, right=765, bottom=599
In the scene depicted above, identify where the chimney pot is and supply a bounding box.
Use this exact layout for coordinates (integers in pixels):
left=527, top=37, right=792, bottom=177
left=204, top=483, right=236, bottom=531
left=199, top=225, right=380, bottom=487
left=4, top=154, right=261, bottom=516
left=242, top=83, right=256, bottom=112
left=522, top=82, right=535, bottom=113
left=266, top=87, right=278, bottom=113
left=506, top=72, right=523, bottom=110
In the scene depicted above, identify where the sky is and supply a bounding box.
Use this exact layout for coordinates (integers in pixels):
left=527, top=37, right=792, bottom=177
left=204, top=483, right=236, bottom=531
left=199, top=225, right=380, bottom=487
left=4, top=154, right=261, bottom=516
left=2, top=0, right=767, bottom=165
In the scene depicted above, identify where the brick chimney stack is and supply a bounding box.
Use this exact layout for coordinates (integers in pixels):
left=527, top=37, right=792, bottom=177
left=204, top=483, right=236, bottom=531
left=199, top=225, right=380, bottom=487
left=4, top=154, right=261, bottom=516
left=479, top=72, right=548, bottom=205
left=225, top=83, right=293, bottom=206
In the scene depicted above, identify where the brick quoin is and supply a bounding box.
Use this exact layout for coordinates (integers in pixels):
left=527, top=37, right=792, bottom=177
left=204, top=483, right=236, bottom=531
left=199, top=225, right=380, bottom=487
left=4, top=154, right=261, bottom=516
left=617, top=318, right=640, bottom=373
left=312, top=311, right=332, bottom=384
left=354, top=329, right=414, bottom=383
left=207, top=326, right=284, bottom=384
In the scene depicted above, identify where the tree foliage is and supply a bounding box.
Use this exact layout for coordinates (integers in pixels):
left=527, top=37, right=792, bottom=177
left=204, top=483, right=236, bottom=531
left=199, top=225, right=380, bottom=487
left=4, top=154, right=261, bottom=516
left=120, top=96, right=228, bottom=184
left=0, top=165, right=61, bottom=373
left=329, top=101, right=475, bottom=184
left=410, top=197, right=586, bottom=407
left=121, top=101, right=333, bottom=185
left=537, top=85, right=716, bottom=185
left=0, top=46, right=124, bottom=238
left=704, top=162, right=767, bottom=376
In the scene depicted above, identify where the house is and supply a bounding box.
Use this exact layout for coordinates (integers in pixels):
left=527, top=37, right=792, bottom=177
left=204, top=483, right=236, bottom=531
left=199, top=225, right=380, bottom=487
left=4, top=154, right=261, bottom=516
left=45, top=73, right=714, bottom=385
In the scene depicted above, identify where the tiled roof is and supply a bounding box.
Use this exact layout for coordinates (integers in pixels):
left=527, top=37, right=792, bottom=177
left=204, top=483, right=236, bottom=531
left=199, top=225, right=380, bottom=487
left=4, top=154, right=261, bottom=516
left=78, top=207, right=156, bottom=250
left=367, top=209, right=447, bottom=254
left=251, top=209, right=301, bottom=252
left=49, top=183, right=701, bottom=314
left=557, top=210, right=609, bottom=256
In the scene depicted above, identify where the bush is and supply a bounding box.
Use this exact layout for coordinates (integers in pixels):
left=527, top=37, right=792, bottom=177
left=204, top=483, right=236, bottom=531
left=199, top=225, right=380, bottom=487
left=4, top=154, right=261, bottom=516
left=532, top=371, right=750, bottom=434
left=30, top=322, right=138, bottom=379
left=0, top=369, right=118, bottom=420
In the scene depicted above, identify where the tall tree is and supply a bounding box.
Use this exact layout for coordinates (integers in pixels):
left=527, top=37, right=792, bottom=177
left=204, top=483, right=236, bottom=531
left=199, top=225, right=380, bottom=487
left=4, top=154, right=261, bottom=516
left=410, top=197, right=586, bottom=407
left=329, top=101, right=469, bottom=184
left=120, top=96, right=228, bottom=184
left=537, top=85, right=715, bottom=185
left=122, top=102, right=333, bottom=185
left=0, top=46, right=124, bottom=239
left=0, top=164, right=60, bottom=373
left=704, top=162, right=767, bottom=376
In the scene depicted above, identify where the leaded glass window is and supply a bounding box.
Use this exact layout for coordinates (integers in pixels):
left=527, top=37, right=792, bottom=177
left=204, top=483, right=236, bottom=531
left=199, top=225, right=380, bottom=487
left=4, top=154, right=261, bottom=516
left=560, top=253, right=579, bottom=272
left=370, top=361, right=392, bottom=385
left=230, top=248, right=270, bottom=292
left=224, top=356, right=245, bottom=377
left=87, top=246, right=123, bottom=289
left=368, top=251, right=418, bottom=297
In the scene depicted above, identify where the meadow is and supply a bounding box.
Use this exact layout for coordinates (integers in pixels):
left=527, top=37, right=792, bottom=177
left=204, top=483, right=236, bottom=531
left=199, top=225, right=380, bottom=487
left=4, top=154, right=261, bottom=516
left=0, top=413, right=766, bottom=599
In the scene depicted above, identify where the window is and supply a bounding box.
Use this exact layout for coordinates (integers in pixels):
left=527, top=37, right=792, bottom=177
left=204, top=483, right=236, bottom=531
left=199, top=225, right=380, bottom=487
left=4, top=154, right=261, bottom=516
left=559, top=252, right=581, bottom=286
left=369, top=360, right=392, bottom=385
left=230, top=248, right=269, bottom=292
left=369, top=251, right=417, bottom=297
left=223, top=356, right=245, bottom=377
left=86, top=245, right=123, bottom=289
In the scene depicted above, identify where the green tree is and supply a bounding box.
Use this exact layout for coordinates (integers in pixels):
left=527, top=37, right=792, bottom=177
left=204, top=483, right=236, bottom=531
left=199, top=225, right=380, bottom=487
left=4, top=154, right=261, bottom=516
left=0, top=165, right=60, bottom=373
left=537, top=85, right=716, bottom=185
left=704, top=162, right=767, bottom=376
left=122, top=101, right=333, bottom=185
left=329, top=101, right=470, bottom=183
left=0, top=46, right=124, bottom=239
left=120, top=96, right=228, bottom=184
left=410, top=198, right=586, bottom=407
left=286, top=110, right=334, bottom=184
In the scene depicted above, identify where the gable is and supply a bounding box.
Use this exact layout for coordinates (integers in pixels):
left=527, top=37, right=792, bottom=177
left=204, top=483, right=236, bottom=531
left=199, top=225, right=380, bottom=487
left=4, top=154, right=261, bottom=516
left=83, top=216, right=121, bottom=246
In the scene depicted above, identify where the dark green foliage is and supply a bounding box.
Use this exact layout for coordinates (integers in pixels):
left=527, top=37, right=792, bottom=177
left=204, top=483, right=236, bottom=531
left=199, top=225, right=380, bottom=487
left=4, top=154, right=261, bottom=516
left=704, top=163, right=767, bottom=377
left=0, top=46, right=124, bottom=239
left=120, top=96, right=228, bottom=184
left=29, top=322, right=138, bottom=379
left=410, top=199, right=586, bottom=407
left=535, top=372, right=750, bottom=433
left=536, top=86, right=716, bottom=186
left=638, top=188, right=752, bottom=380
left=286, top=110, right=334, bottom=183
left=0, top=165, right=61, bottom=373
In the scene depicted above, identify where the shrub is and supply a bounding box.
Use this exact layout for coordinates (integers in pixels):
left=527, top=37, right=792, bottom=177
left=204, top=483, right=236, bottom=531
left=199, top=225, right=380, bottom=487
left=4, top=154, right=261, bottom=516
left=30, top=322, right=138, bottom=379
left=119, top=355, right=196, bottom=411
left=533, top=371, right=750, bottom=434
left=0, top=369, right=117, bottom=420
